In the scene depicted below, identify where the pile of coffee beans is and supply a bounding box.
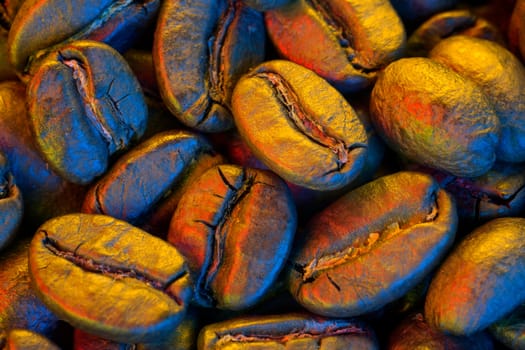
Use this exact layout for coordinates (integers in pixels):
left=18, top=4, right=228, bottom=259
left=0, top=0, right=524, bottom=348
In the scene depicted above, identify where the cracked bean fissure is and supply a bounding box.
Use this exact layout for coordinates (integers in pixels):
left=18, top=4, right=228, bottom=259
left=257, top=71, right=349, bottom=167
left=215, top=324, right=368, bottom=346
left=40, top=231, right=186, bottom=305
left=298, top=199, right=439, bottom=282
left=208, top=0, right=237, bottom=105
left=195, top=168, right=255, bottom=305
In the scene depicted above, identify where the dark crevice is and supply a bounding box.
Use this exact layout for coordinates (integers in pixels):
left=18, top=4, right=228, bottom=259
left=195, top=168, right=255, bottom=307
left=194, top=219, right=217, bottom=229
left=327, top=274, right=341, bottom=291
left=257, top=71, right=350, bottom=166
left=41, top=231, right=186, bottom=304
left=215, top=324, right=368, bottom=345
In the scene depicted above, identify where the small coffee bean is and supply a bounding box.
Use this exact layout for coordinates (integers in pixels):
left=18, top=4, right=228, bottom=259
left=29, top=213, right=193, bottom=344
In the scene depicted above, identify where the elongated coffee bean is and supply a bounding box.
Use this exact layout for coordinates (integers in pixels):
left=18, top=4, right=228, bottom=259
left=27, top=40, right=147, bottom=185
left=232, top=60, right=368, bottom=191
left=29, top=214, right=192, bottom=344
left=168, top=164, right=297, bottom=310
left=82, top=130, right=224, bottom=234
left=154, top=0, right=265, bottom=132
left=265, top=0, right=406, bottom=92
left=288, top=171, right=457, bottom=317
left=425, top=217, right=525, bottom=335
left=198, top=313, right=378, bottom=349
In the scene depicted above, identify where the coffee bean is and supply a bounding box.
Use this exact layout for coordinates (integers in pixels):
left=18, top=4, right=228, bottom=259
left=232, top=59, right=368, bottom=191
left=425, top=217, right=525, bottom=335
left=370, top=57, right=500, bottom=177
left=168, top=164, right=297, bottom=310
left=26, top=40, right=148, bottom=184
left=288, top=171, right=457, bottom=317
left=429, top=35, right=525, bottom=163
left=29, top=213, right=193, bottom=344
left=153, top=0, right=265, bottom=132
left=265, top=0, right=406, bottom=92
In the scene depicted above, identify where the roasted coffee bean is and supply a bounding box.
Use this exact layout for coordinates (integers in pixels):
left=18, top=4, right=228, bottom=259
left=0, top=150, right=22, bottom=250
left=29, top=213, right=193, bottom=344
left=82, top=130, right=225, bottom=236
left=425, top=217, right=525, bottom=335
left=288, top=171, right=457, bottom=317
left=198, top=313, right=378, bottom=349
left=370, top=57, right=500, bottom=177
left=429, top=35, right=525, bottom=163
left=407, top=10, right=504, bottom=57
left=0, top=81, right=86, bottom=228
left=154, top=0, right=265, bottom=132
left=0, top=329, right=60, bottom=350
left=232, top=59, right=368, bottom=191
left=8, top=0, right=160, bottom=74
left=388, top=313, right=494, bottom=350
left=26, top=40, right=148, bottom=185
left=265, top=0, right=406, bottom=92
left=0, top=238, right=58, bottom=335
left=168, top=164, right=297, bottom=310
left=489, top=304, right=525, bottom=350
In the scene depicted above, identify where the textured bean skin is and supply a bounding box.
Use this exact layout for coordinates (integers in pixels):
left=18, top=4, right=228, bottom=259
left=82, top=130, right=224, bottom=232
left=169, top=164, right=297, bottom=310
left=154, top=0, right=265, bottom=132
left=370, top=57, right=500, bottom=177
left=8, top=0, right=160, bottom=74
left=27, top=40, right=147, bottom=185
left=265, top=0, right=406, bottom=92
left=288, top=171, right=457, bottom=317
left=29, top=214, right=193, bottom=344
left=429, top=35, right=525, bottom=163
left=232, top=60, right=368, bottom=191
left=198, top=313, right=378, bottom=350
left=425, top=217, right=525, bottom=336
